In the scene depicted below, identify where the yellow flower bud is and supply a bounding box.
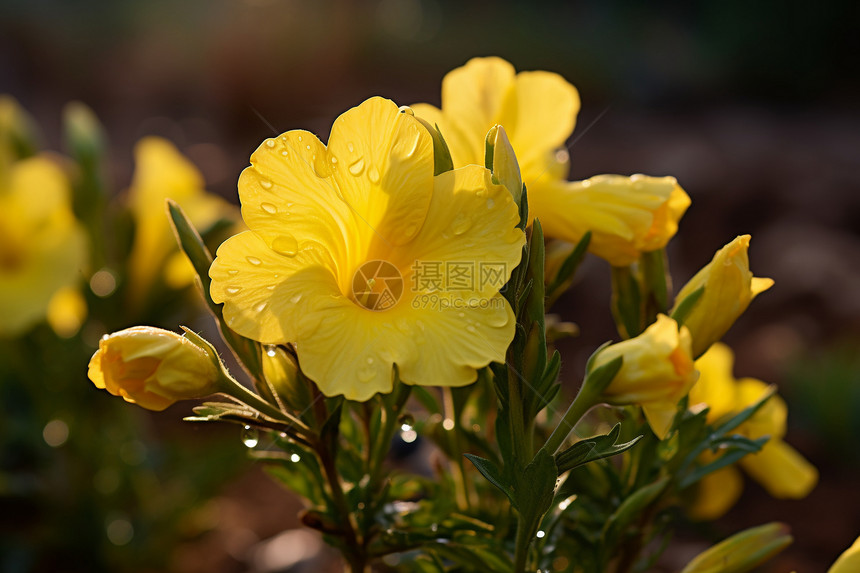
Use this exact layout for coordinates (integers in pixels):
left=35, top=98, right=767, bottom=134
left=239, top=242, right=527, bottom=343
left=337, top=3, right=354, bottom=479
left=87, top=326, right=221, bottom=411
left=672, top=235, right=773, bottom=357
left=829, top=535, right=860, bottom=573
left=593, top=314, right=696, bottom=439
left=680, top=522, right=792, bottom=573
left=262, top=345, right=309, bottom=412
left=486, top=124, right=523, bottom=203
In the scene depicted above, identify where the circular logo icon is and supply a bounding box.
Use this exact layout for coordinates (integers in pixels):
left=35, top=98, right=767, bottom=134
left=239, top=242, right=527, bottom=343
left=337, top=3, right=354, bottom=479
left=352, top=260, right=403, bottom=311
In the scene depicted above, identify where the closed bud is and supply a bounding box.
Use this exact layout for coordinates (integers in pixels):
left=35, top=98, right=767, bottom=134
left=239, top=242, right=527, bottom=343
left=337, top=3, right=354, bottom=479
left=262, top=345, right=309, bottom=412
left=485, top=125, right=523, bottom=203
left=63, top=101, right=106, bottom=163
left=592, top=314, right=696, bottom=439
left=681, top=522, right=792, bottom=573
left=671, top=235, right=773, bottom=357
left=88, top=326, right=221, bottom=411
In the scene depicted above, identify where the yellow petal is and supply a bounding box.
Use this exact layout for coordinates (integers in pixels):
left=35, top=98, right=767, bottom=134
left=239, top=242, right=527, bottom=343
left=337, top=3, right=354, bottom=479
left=690, top=342, right=740, bottom=422
left=642, top=400, right=682, bottom=440
left=210, top=230, right=340, bottom=344
left=497, top=70, right=580, bottom=178
left=736, top=377, right=787, bottom=441
left=687, top=465, right=744, bottom=521
left=741, top=440, right=818, bottom=499
left=828, top=536, right=860, bottom=573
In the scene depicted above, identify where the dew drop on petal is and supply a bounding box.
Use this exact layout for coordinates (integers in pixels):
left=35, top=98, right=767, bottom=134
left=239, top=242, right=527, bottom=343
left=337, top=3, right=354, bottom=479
left=246, top=256, right=262, bottom=266
left=306, top=144, right=311, bottom=151
left=368, top=166, right=380, bottom=184
left=241, top=425, right=259, bottom=448
left=486, top=198, right=495, bottom=209
left=347, top=142, right=354, bottom=153
left=259, top=179, right=273, bottom=189
left=297, top=135, right=303, bottom=142
left=261, top=202, right=277, bottom=214
left=451, top=213, right=472, bottom=235
left=265, top=139, right=275, bottom=148
left=466, top=325, right=477, bottom=333
left=348, top=157, right=365, bottom=176
left=486, top=312, right=510, bottom=327
left=331, top=156, right=338, bottom=164
left=227, top=269, right=239, bottom=276
left=272, top=235, right=298, bottom=257
left=290, top=293, right=302, bottom=304
left=255, top=302, right=267, bottom=312
left=358, top=367, right=375, bottom=383
left=281, top=150, right=289, bottom=157
left=225, top=286, right=242, bottom=295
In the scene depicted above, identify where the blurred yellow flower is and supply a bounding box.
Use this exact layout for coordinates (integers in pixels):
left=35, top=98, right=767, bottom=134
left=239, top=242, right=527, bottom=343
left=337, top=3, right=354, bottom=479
left=413, top=57, right=690, bottom=266
left=0, top=156, right=88, bottom=337
left=127, top=136, right=235, bottom=304
left=210, top=97, right=524, bottom=400
left=592, top=314, right=696, bottom=439
left=88, top=326, right=220, bottom=411
left=672, top=235, right=773, bottom=357
left=687, top=343, right=818, bottom=519
left=829, top=535, right=860, bottom=573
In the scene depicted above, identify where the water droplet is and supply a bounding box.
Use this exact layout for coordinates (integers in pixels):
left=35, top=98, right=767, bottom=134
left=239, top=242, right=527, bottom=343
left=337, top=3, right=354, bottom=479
left=265, top=139, right=275, bottom=148
left=486, top=312, right=510, bottom=327
left=358, top=367, right=375, bottom=382
left=348, top=157, right=365, bottom=176
left=241, top=425, right=259, bottom=448
left=398, top=413, right=415, bottom=432
left=395, top=317, right=411, bottom=333
left=451, top=213, right=472, bottom=235
left=368, top=166, right=380, bottom=184
left=272, top=235, right=298, bottom=257
left=366, top=356, right=374, bottom=365
left=430, top=523, right=438, bottom=533
left=290, top=453, right=301, bottom=463
left=266, top=285, right=276, bottom=291
left=281, top=150, right=289, bottom=157
left=347, top=142, right=354, bottom=153
left=261, top=202, right=277, bottom=214
left=255, top=302, right=267, bottom=312
left=400, top=428, right=417, bottom=443
left=297, top=135, right=303, bottom=142
left=466, top=325, right=477, bottom=333
left=442, top=418, right=455, bottom=431
left=259, top=178, right=273, bottom=189
left=305, top=144, right=311, bottom=151
left=290, top=293, right=302, bottom=303
left=330, top=156, right=338, bottom=164
left=225, top=286, right=242, bottom=295
left=246, top=256, right=262, bottom=266
left=227, top=269, right=239, bottom=276
left=486, top=198, right=495, bottom=209
left=536, top=530, right=546, bottom=539
left=398, top=105, right=414, bottom=116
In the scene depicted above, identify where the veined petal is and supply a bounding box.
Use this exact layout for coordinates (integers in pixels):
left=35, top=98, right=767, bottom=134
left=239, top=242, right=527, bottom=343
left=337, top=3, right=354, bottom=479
left=403, top=164, right=525, bottom=299
left=399, top=293, right=514, bottom=388
left=239, top=130, right=353, bottom=270
left=498, top=70, right=580, bottom=177
left=439, top=57, right=516, bottom=167
left=210, top=231, right=340, bottom=344
left=329, top=97, right=434, bottom=251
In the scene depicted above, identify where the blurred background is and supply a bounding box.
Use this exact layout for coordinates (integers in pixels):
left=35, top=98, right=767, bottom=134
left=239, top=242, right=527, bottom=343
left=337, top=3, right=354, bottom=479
left=1, top=0, right=859, bottom=571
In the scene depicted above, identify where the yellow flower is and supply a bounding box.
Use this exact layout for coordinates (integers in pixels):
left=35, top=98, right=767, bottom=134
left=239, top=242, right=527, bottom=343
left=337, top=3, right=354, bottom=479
left=413, top=57, right=690, bottom=266
left=829, top=536, right=860, bottom=573
left=592, top=314, right=696, bottom=438
left=127, top=136, right=235, bottom=304
left=88, top=326, right=220, bottom=411
left=533, top=175, right=691, bottom=266
left=0, top=156, right=88, bottom=337
left=687, top=343, right=817, bottom=518
left=209, top=97, right=524, bottom=401
left=672, top=235, right=773, bottom=357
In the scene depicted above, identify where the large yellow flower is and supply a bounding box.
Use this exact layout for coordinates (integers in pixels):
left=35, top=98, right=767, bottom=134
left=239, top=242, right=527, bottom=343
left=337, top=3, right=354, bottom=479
left=209, top=97, right=524, bottom=400
left=687, top=343, right=817, bottom=519
left=0, top=156, right=88, bottom=337
left=127, top=137, right=236, bottom=304
left=413, top=57, right=690, bottom=266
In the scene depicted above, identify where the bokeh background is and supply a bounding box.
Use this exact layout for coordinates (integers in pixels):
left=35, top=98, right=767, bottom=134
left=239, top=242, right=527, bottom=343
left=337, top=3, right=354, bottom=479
left=2, top=0, right=859, bottom=571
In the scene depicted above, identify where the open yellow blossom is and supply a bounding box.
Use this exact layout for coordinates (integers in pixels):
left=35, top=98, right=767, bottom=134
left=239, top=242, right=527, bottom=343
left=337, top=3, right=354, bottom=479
left=413, top=57, right=690, bottom=266
left=0, top=156, right=88, bottom=337
left=672, top=235, right=774, bottom=358
left=127, top=136, right=235, bottom=304
left=688, top=343, right=818, bottom=519
left=592, top=314, right=696, bottom=438
left=829, top=535, right=860, bottom=573
left=88, top=326, right=220, bottom=411
left=210, top=97, right=524, bottom=401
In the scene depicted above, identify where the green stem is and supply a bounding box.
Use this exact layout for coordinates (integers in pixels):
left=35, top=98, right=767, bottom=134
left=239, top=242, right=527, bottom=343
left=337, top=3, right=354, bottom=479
left=513, top=515, right=532, bottom=573
left=544, top=384, right=599, bottom=455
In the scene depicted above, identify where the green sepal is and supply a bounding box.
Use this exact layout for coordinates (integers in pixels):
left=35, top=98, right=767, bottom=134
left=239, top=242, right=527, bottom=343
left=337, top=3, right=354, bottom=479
left=547, top=231, right=591, bottom=301
left=670, top=285, right=705, bottom=327
left=414, top=117, right=454, bottom=175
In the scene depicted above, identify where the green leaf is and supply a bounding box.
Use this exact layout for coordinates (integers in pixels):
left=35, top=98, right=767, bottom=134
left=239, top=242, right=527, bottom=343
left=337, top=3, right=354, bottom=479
left=464, top=454, right=514, bottom=507
left=414, top=117, right=454, bottom=175
left=610, top=265, right=642, bottom=339
left=603, top=476, right=670, bottom=547
left=547, top=231, right=591, bottom=299
left=556, top=424, right=643, bottom=473
left=679, top=437, right=769, bottom=488
left=512, top=448, right=557, bottom=518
